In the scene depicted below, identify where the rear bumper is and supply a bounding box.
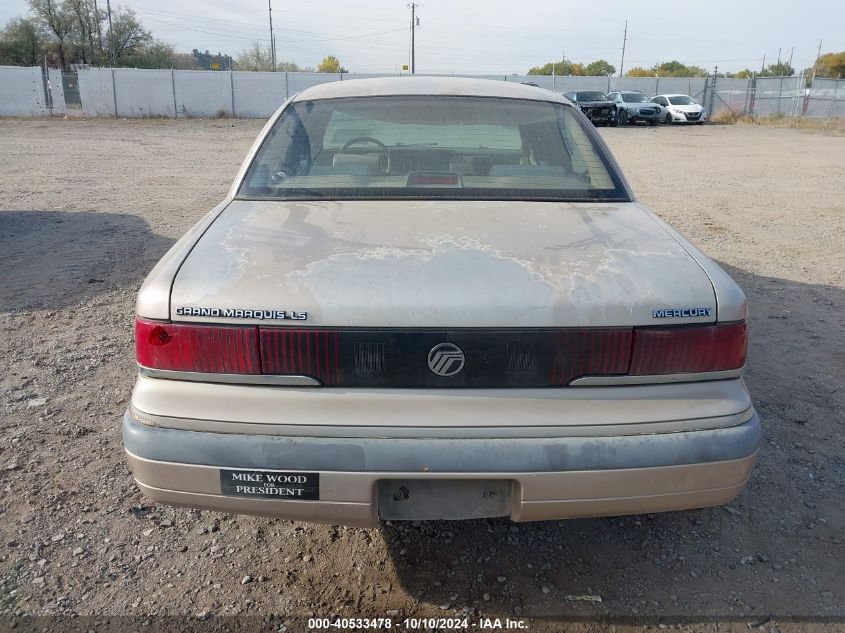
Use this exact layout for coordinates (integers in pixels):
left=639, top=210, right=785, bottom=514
left=122, top=407, right=760, bottom=527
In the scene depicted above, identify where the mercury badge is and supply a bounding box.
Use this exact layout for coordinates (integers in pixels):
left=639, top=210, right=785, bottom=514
left=652, top=307, right=712, bottom=318
left=175, top=307, right=308, bottom=320
left=427, top=342, right=466, bottom=377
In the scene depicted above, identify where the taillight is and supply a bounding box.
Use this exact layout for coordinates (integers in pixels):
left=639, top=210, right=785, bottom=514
left=134, top=318, right=746, bottom=384
left=629, top=322, right=746, bottom=375
left=135, top=318, right=260, bottom=374
left=260, top=328, right=340, bottom=384
left=549, top=329, right=632, bottom=384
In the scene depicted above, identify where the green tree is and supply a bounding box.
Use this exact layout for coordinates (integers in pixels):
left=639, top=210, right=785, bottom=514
left=126, top=40, right=175, bottom=69
left=625, top=67, right=652, bottom=77
left=811, top=51, right=845, bottom=78
left=6, top=1, right=186, bottom=68
left=317, top=55, right=346, bottom=73
left=0, top=16, right=47, bottom=66
left=527, top=59, right=584, bottom=75
left=193, top=48, right=233, bottom=70
left=584, top=59, right=615, bottom=76
left=732, top=69, right=754, bottom=79
left=172, top=52, right=197, bottom=70
left=653, top=60, right=708, bottom=77
left=759, top=61, right=794, bottom=77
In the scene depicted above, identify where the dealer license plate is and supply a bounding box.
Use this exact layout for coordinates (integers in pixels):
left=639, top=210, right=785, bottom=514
left=220, top=469, right=319, bottom=500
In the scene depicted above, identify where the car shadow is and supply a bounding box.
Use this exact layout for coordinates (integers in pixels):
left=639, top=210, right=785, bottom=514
left=0, top=210, right=175, bottom=312
left=379, top=261, right=845, bottom=621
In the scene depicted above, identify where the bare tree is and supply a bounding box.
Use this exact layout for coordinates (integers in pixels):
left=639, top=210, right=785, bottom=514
left=66, top=0, right=98, bottom=63
left=108, top=7, right=151, bottom=63
left=235, top=42, right=274, bottom=71
left=29, top=0, right=73, bottom=68
left=235, top=41, right=299, bottom=72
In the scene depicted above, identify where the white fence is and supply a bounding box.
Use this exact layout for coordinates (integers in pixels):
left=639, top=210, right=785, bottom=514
left=2, top=65, right=844, bottom=121
left=73, top=69, right=712, bottom=119
left=0, top=65, right=48, bottom=116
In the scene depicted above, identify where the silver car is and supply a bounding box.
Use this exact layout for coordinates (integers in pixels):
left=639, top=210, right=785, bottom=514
left=124, top=77, right=759, bottom=527
left=607, top=90, right=662, bottom=126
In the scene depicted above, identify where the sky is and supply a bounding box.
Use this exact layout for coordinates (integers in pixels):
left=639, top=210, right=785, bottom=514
left=2, top=0, right=843, bottom=74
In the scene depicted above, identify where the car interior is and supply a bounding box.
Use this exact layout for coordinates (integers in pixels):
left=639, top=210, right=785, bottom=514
left=241, top=96, right=619, bottom=196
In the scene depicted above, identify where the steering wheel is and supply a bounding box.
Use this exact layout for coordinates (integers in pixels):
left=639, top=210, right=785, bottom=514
left=337, top=136, right=390, bottom=174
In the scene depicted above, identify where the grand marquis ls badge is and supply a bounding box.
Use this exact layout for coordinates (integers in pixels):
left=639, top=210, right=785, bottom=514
left=427, top=342, right=466, bottom=377
left=175, top=307, right=308, bottom=320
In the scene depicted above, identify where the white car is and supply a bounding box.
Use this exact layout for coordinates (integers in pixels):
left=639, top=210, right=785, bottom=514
left=653, top=94, right=707, bottom=124
left=123, top=77, right=758, bottom=527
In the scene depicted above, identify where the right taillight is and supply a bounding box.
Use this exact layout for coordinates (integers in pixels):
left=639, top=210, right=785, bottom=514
left=135, top=318, right=260, bottom=374
left=629, top=322, right=746, bottom=375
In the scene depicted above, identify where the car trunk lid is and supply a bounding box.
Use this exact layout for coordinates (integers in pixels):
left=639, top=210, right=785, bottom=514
left=170, top=199, right=716, bottom=329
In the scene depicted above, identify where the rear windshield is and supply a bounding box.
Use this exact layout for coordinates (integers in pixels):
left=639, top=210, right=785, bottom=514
left=622, top=93, right=651, bottom=103
left=576, top=91, right=608, bottom=102
left=668, top=95, right=697, bottom=105
left=238, top=96, right=628, bottom=202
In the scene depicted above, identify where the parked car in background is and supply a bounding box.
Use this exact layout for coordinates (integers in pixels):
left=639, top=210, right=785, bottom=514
left=653, top=94, right=707, bottom=125
left=563, top=90, right=617, bottom=126
left=124, top=77, right=759, bottom=527
left=607, top=90, right=661, bottom=126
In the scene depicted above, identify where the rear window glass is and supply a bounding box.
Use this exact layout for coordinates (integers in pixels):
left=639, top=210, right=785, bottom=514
left=668, top=95, right=697, bottom=105
left=622, top=93, right=651, bottom=103
left=238, top=95, right=627, bottom=202
left=576, top=92, right=608, bottom=102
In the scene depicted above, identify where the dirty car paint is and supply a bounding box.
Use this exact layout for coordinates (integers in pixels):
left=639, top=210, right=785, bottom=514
left=170, top=200, right=717, bottom=328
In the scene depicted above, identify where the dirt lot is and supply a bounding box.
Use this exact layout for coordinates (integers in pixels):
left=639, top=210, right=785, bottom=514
left=0, top=118, right=843, bottom=632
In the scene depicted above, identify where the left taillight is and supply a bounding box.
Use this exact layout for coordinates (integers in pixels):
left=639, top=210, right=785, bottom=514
left=135, top=317, right=260, bottom=374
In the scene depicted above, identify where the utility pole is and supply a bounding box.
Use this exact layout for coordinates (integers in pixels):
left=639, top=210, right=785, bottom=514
left=268, top=0, right=276, bottom=71
left=812, top=39, right=823, bottom=82
left=776, top=47, right=781, bottom=66
left=788, top=46, right=794, bottom=70
left=408, top=3, right=419, bottom=74
left=105, top=0, right=115, bottom=66
left=761, top=53, right=766, bottom=74
left=619, top=20, right=628, bottom=77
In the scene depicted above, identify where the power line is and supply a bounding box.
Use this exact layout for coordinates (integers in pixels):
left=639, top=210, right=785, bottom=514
left=137, top=12, right=406, bottom=45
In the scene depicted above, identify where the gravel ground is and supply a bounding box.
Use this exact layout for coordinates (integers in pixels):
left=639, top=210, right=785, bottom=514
left=0, top=118, right=843, bottom=632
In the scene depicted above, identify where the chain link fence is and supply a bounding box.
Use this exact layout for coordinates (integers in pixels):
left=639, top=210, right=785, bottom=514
left=2, top=64, right=844, bottom=121
left=804, top=77, right=845, bottom=120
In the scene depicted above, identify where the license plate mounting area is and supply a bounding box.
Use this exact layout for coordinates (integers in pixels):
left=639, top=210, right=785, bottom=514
left=378, top=479, right=512, bottom=521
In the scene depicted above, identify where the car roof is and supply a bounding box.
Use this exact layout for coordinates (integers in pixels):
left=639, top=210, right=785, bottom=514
left=654, top=93, right=692, bottom=98
left=292, top=76, right=570, bottom=104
